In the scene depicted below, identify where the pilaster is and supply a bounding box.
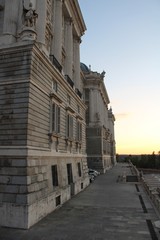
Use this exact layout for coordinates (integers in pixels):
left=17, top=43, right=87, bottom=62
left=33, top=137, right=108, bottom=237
left=51, top=0, right=63, bottom=63
left=73, top=37, right=81, bottom=90
left=36, top=0, right=47, bottom=46
left=2, top=0, right=19, bottom=44
left=64, top=17, right=73, bottom=79
left=89, top=89, right=95, bottom=123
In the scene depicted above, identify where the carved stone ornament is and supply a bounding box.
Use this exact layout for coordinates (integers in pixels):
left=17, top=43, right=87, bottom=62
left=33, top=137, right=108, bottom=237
left=100, top=70, right=106, bottom=79
left=20, top=2, right=38, bottom=41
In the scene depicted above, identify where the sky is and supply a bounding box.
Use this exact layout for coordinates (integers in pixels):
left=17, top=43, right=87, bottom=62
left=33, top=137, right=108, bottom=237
left=78, top=0, right=160, bottom=155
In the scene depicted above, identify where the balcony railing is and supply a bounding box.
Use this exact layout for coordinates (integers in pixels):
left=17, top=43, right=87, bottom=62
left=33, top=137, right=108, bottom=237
left=76, top=88, right=82, bottom=99
left=65, top=75, right=74, bottom=88
left=50, top=55, right=62, bottom=73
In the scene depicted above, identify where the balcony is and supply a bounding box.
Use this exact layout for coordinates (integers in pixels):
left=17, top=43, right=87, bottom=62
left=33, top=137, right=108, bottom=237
left=76, top=88, right=82, bottom=99
left=65, top=75, right=74, bottom=88
left=50, top=55, right=62, bottom=73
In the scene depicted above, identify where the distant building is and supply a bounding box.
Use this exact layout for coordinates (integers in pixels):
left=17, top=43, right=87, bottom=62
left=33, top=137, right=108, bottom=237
left=0, top=0, right=89, bottom=229
left=81, top=63, right=116, bottom=173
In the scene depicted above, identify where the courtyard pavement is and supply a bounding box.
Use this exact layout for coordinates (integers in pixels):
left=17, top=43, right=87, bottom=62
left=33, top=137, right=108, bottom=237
left=0, top=163, right=160, bottom=240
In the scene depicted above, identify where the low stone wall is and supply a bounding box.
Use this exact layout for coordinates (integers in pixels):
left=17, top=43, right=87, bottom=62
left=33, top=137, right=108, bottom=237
left=129, top=161, right=160, bottom=215
left=141, top=178, right=160, bottom=215
left=128, top=161, right=140, bottom=180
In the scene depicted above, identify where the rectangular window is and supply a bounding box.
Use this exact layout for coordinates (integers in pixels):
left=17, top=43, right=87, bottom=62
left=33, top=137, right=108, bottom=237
left=77, top=105, right=80, bottom=113
left=67, top=94, right=71, bottom=105
left=67, top=164, right=73, bottom=185
left=76, top=121, right=82, bottom=141
left=77, top=162, right=82, bottom=177
left=66, top=114, right=73, bottom=138
left=52, top=80, right=58, bottom=92
left=51, top=165, right=58, bottom=186
left=52, top=103, right=60, bottom=133
left=56, top=195, right=61, bottom=206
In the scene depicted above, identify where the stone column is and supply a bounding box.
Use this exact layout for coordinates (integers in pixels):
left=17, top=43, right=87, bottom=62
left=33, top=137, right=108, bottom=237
left=51, top=0, right=63, bottom=63
left=3, top=0, right=19, bottom=44
left=64, top=17, right=73, bottom=79
left=36, top=0, right=47, bottom=45
left=89, top=89, right=95, bottom=124
left=73, top=37, right=81, bottom=90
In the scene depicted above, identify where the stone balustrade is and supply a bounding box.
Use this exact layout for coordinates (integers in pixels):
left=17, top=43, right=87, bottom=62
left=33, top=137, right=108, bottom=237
left=129, top=161, right=160, bottom=215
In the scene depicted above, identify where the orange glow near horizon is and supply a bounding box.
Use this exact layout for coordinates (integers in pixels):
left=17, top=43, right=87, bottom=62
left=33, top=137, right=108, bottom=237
left=114, top=106, right=160, bottom=155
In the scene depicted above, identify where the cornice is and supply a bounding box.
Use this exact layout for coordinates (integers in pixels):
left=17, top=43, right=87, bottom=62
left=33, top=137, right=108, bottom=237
left=64, top=0, right=86, bottom=37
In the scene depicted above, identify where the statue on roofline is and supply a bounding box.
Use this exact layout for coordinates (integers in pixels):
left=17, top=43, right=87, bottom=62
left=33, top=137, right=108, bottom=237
left=23, top=2, right=38, bottom=28
left=100, top=70, right=106, bottom=79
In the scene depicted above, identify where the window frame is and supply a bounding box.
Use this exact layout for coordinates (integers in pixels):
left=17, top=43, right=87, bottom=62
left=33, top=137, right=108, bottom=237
left=51, top=165, right=58, bottom=187
left=76, top=120, right=82, bottom=142
left=52, top=102, right=61, bottom=134
left=66, top=113, right=73, bottom=139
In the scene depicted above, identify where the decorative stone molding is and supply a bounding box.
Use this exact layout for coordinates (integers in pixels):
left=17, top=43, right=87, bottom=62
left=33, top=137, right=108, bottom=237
left=49, top=91, right=63, bottom=103
left=76, top=114, right=83, bottom=121
left=100, top=70, right=106, bottom=79
left=66, top=106, right=75, bottom=114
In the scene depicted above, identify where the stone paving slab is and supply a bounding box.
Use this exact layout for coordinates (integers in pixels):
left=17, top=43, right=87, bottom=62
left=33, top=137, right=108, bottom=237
left=0, top=163, right=160, bottom=240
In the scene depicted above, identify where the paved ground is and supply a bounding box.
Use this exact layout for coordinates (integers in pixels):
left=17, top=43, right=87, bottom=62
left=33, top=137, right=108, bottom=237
left=0, top=163, right=160, bottom=240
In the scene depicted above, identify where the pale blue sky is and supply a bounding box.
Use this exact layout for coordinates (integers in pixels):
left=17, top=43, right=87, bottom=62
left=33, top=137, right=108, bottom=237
left=79, top=0, right=160, bottom=154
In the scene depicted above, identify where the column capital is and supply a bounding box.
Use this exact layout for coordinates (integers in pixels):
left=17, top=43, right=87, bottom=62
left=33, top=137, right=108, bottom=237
left=74, top=36, right=82, bottom=44
left=65, top=17, right=73, bottom=25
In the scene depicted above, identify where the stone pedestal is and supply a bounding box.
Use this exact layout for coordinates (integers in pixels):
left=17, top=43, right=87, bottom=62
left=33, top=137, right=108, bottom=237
left=20, top=27, right=37, bottom=41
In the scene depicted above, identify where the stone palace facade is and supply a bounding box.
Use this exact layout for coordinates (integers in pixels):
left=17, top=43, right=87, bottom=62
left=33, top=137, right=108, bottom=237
left=81, top=64, right=116, bottom=173
left=0, top=0, right=89, bottom=229
left=0, top=0, right=116, bottom=229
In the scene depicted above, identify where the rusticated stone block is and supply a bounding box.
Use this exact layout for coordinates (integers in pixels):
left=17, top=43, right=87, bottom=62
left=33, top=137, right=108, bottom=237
left=41, top=166, right=47, bottom=173
left=27, top=192, right=37, bottom=204
left=11, top=176, right=27, bottom=185
left=31, top=175, right=37, bottom=183
left=12, top=159, right=27, bottom=167
left=0, top=176, right=11, bottom=184
left=28, top=184, right=35, bottom=193
left=43, top=172, right=48, bottom=180
left=37, top=174, right=43, bottom=182
left=16, top=194, right=27, bottom=204
left=34, top=167, right=39, bottom=174
left=3, top=193, right=16, bottom=203
left=6, top=185, right=19, bottom=193
left=0, top=159, right=12, bottom=167
left=19, top=185, right=28, bottom=194
left=27, top=167, right=36, bottom=175
left=0, top=167, right=26, bottom=176
left=32, top=183, right=38, bottom=192
left=0, top=185, right=19, bottom=194
left=0, top=193, right=3, bottom=202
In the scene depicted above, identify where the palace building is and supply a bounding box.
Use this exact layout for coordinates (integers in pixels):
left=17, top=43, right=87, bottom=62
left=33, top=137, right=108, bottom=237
left=0, top=0, right=116, bottom=229
left=81, top=63, right=116, bottom=173
left=0, top=0, right=89, bottom=229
